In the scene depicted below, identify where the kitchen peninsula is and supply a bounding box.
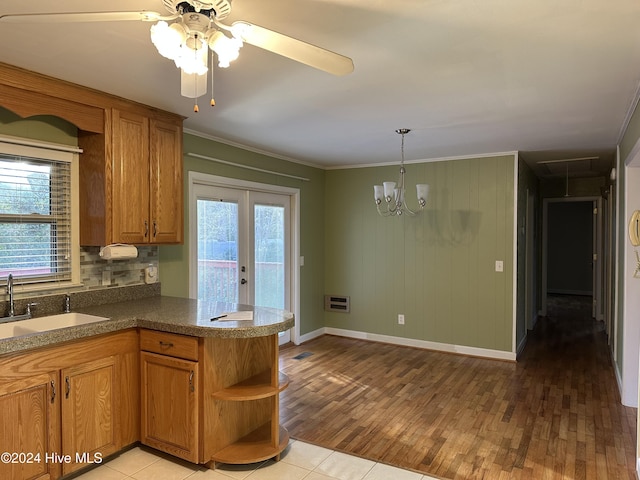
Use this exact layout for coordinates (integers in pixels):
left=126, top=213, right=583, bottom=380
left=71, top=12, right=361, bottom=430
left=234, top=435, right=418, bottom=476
left=0, top=296, right=294, bottom=480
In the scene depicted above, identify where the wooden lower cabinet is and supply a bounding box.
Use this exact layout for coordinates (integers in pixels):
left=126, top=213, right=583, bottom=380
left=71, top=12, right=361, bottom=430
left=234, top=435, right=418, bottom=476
left=1, top=327, right=289, bottom=479
left=139, top=330, right=289, bottom=468
left=140, top=352, right=199, bottom=463
left=0, top=330, right=139, bottom=480
left=0, top=371, right=60, bottom=480
left=203, top=334, right=289, bottom=466
left=61, top=356, right=119, bottom=476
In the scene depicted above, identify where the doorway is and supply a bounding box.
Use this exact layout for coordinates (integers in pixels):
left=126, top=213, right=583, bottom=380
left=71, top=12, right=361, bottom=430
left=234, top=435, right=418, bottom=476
left=541, top=197, right=602, bottom=319
left=188, top=173, right=299, bottom=345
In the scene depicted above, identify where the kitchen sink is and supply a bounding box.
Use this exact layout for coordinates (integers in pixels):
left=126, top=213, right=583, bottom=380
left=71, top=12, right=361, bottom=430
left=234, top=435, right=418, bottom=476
left=0, top=312, right=110, bottom=340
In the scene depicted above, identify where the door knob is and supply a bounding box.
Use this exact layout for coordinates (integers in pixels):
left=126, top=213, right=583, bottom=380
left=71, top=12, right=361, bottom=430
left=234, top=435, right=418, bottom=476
left=241, top=278, right=247, bottom=285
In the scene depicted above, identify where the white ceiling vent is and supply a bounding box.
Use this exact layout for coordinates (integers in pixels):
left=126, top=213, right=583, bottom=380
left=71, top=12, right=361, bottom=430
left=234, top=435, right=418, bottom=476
left=324, top=295, right=350, bottom=313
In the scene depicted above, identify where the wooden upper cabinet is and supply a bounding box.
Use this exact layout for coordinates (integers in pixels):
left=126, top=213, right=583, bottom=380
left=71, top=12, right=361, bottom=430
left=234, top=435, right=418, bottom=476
left=150, top=118, right=183, bottom=244
left=79, top=107, right=184, bottom=246
left=112, top=110, right=150, bottom=244
left=0, top=63, right=184, bottom=246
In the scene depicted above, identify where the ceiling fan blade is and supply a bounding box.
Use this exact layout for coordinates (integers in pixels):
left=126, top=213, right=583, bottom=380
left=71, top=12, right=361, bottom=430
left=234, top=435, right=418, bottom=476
left=0, top=11, right=166, bottom=23
left=231, top=21, right=354, bottom=76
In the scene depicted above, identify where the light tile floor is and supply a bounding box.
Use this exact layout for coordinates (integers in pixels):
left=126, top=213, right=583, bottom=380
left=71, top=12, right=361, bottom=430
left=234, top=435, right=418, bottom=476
left=72, top=440, right=439, bottom=480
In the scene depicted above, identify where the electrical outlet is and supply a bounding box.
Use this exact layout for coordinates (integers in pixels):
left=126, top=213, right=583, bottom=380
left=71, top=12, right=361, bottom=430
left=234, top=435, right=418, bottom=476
left=495, top=260, right=504, bottom=272
left=398, top=314, right=405, bottom=325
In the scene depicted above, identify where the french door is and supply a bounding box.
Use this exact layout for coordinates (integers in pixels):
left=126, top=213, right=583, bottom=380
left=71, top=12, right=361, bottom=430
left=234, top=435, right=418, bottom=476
left=192, top=183, right=292, bottom=343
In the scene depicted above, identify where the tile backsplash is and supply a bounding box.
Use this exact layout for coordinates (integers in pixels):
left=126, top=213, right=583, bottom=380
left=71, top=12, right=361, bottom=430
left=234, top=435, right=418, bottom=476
left=1, top=246, right=161, bottom=318
left=81, top=246, right=159, bottom=288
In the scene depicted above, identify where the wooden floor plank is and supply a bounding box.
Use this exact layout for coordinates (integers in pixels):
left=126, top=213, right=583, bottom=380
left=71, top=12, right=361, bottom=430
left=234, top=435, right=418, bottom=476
left=279, top=295, right=637, bottom=479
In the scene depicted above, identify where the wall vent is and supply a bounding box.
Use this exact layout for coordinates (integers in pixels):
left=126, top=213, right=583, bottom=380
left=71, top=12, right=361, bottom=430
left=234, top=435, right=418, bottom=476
left=324, top=295, right=350, bottom=313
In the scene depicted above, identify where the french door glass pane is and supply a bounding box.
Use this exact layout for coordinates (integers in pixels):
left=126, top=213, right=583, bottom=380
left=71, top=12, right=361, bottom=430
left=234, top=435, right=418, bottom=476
left=254, top=204, right=284, bottom=309
left=197, top=199, right=238, bottom=303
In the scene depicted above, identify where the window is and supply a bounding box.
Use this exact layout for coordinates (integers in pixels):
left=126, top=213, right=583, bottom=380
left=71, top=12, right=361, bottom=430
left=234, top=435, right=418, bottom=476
left=0, top=136, right=79, bottom=287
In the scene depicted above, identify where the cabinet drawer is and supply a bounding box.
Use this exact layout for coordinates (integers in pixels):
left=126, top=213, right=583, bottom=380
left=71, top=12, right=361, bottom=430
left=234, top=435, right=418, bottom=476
left=140, top=330, right=198, bottom=361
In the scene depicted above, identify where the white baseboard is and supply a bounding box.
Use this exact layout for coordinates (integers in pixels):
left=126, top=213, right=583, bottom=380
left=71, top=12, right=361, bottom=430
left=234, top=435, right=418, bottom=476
left=295, top=327, right=325, bottom=345
left=322, top=327, right=517, bottom=361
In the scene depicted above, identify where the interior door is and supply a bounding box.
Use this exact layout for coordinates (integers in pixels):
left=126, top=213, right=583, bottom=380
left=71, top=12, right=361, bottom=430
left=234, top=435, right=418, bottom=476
left=194, top=185, right=292, bottom=343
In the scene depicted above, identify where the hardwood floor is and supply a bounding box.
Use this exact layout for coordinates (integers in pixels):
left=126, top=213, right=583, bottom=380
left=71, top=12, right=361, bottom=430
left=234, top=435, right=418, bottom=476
left=279, top=296, right=637, bottom=479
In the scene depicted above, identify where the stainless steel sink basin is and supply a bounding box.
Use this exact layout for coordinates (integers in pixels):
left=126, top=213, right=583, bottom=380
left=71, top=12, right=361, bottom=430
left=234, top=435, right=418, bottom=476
left=0, top=312, right=110, bottom=340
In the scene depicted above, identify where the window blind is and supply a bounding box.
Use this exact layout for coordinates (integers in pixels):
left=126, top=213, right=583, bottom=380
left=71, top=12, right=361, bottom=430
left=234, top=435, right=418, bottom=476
left=0, top=154, right=72, bottom=285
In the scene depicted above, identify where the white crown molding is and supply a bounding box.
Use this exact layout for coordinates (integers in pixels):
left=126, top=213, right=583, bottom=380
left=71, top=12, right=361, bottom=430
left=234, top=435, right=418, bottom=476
left=183, top=128, right=324, bottom=169
left=324, top=151, right=519, bottom=170
left=185, top=129, right=518, bottom=172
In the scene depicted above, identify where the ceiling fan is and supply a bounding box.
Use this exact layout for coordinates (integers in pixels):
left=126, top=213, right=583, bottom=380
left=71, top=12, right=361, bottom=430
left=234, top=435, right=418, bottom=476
left=0, top=0, right=354, bottom=108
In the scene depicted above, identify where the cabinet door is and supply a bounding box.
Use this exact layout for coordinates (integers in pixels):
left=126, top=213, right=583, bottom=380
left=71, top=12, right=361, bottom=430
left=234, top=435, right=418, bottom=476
left=150, top=118, right=183, bottom=244
left=141, top=352, right=198, bottom=462
left=0, top=371, right=60, bottom=480
left=61, top=356, right=118, bottom=476
left=112, top=109, right=150, bottom=243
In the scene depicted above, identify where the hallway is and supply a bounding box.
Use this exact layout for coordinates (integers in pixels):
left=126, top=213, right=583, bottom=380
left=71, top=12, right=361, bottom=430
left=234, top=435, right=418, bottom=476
left=279, top=295, right=637, bottom=479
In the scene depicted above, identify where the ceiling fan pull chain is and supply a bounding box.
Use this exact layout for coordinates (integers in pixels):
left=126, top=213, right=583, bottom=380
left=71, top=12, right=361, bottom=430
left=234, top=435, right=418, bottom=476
left=193, top=43, right=200, bottom=112
left=210, top=51, right=215, bottom=107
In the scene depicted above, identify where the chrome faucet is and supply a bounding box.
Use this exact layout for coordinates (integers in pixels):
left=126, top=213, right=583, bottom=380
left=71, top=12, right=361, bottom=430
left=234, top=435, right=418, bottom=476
left=1, top=274, right=35, bottom=323
left=7, top=273, right=14, bottom=317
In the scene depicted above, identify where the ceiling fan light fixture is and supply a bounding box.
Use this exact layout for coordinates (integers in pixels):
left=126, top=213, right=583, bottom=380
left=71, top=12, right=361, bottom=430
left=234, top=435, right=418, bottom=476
left=9, top=0, right=353, bottom=105
left=181, top=65, right=207, bottom=98
left=150, top=21, right=187, bottom=59
left=208, top=31, right=242, bottom=68
left=174, top=40, right=208, bottom=74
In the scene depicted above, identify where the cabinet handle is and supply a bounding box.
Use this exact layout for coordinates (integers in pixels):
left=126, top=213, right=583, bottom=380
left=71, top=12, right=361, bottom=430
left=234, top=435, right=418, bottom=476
left=159, top=341, right=174, bottom=348
left=189, top=370, right=195, bottom=392
left=144, top=220, right=149, bottom=238
left=50, top=380, right=56, bottom=403
left=153, top=220, right=157, bottom=238
left=65, top=376, right=70, bottom=399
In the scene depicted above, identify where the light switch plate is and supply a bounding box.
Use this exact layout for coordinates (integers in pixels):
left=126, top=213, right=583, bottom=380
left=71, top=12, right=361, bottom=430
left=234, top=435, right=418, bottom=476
left=495, top=260, right=504, bottom=272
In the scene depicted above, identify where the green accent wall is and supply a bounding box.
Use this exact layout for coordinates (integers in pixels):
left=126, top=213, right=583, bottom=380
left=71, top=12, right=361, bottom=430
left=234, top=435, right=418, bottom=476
left=159, top=133, right=327, bottom=336
left=0, top=108, right=77, bottom=145
left=0, top=107, right=519, bottom=352
left=323, top=155, right=515, bottom=352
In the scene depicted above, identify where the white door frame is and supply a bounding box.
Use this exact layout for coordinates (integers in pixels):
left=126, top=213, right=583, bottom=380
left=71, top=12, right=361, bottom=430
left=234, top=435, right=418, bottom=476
left=188, top=171, right=300, bottom=344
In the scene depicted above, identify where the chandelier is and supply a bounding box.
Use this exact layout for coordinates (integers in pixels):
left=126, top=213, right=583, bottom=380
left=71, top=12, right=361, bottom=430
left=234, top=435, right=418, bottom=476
left=373, top=129, right=429, bottom=216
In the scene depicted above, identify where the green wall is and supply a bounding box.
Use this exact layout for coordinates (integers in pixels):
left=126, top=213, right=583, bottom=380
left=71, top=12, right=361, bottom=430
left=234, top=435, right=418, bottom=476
left=0, top=108, right=77, bottom=145
left=0, top=107, right=518, bottom=352
left=159, top=133, right=327, bottom=336
left=323, top=155, right=515, bottom=352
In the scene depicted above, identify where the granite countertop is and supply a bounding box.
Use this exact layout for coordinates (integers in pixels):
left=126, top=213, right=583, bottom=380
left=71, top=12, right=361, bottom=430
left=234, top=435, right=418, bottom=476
left=0, top=296, right=295, bottom=355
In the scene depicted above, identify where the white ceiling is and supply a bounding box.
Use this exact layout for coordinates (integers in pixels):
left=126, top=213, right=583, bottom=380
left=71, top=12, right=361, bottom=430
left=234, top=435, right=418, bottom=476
left=1, top=0, right=639, bottom=176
